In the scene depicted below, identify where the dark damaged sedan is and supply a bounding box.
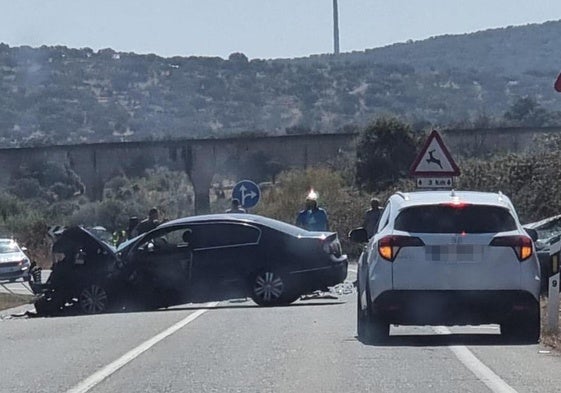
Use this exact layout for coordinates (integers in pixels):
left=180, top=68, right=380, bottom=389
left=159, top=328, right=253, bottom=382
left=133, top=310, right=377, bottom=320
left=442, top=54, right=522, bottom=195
left=33, top=214, right=348, bottom=315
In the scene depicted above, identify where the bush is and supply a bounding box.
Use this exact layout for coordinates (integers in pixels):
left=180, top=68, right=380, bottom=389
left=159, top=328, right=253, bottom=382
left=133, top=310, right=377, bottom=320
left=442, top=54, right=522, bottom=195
left=355, top=117, right=419, bottom=192
left=457, top=151, right=561, bottom=223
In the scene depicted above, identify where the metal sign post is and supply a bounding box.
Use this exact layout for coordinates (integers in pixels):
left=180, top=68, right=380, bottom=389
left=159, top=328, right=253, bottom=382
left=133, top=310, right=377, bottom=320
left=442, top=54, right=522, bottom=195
left=547, top=242, right=560, bottom=332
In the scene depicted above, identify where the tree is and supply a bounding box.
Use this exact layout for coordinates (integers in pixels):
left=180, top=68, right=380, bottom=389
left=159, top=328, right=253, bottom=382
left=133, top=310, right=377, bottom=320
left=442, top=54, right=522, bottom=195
left=503, top=96, right=549, bottom=127
left=355, top=118, right=418, bottom=191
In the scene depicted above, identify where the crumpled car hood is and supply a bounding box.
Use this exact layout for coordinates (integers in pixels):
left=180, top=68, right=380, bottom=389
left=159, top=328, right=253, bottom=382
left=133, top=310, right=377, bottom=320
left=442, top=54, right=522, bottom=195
left=53, top=226, right=117, bottom=257
left=525, top=214, right=561, bottom=251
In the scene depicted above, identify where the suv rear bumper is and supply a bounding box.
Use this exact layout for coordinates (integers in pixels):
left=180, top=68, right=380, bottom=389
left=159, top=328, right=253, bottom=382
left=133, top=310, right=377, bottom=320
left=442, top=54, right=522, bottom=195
left=372, top=290, right=538, bottom=325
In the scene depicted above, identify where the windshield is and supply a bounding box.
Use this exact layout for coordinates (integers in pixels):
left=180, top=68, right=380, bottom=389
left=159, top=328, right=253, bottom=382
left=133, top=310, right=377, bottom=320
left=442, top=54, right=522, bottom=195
left=0, top=242, right=19, bottom=253
left=116, top=234, right=142, bottom=253
left=395, top=205, right=517, bottom=233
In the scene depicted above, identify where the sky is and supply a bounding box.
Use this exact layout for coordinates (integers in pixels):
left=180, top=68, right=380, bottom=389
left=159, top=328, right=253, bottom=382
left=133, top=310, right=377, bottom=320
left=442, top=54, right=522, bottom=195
left=0, top=0, right=560, bottom=60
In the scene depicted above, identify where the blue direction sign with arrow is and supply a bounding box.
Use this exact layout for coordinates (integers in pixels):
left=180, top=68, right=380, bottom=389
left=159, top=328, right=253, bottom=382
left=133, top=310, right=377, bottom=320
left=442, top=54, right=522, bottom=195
left=232, top=180, right=261, bottom=209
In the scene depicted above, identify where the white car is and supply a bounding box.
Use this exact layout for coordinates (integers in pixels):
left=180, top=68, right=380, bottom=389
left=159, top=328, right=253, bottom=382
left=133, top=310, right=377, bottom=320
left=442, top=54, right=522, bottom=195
left=0, top=239, right=31, bottom=282
left=351, top=190, right=541, bottom=343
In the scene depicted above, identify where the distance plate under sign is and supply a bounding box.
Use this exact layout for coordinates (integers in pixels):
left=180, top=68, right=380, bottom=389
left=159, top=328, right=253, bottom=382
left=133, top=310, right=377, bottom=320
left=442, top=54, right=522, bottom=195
left=416, top=177, right=453, bottom=189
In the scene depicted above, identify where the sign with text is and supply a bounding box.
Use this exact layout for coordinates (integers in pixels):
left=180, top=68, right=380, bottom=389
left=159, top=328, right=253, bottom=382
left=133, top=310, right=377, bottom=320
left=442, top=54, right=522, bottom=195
left=416, top=177, right=453, bottom=189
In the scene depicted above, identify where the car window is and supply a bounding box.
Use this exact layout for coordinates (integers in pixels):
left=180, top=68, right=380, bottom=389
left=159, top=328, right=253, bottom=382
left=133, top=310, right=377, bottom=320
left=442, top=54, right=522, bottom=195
left=138, top=226, right=192, bottom=252
left=377, top=203, right=391, bottom=233
left=191, top=223, right=260, bottom=249
left=394, top=205, right=517, bottom=234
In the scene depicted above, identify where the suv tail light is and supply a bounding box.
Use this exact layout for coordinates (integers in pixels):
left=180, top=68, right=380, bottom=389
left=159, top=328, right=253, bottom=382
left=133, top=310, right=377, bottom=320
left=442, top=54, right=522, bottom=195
left=489, top=235, right=533, bottom=261
left=378, top=235, right=424, bottom=262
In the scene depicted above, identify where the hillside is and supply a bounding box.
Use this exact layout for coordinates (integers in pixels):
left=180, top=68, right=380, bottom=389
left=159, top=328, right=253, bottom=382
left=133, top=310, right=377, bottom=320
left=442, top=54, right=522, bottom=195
left=1, top=20, right=561, bottom=146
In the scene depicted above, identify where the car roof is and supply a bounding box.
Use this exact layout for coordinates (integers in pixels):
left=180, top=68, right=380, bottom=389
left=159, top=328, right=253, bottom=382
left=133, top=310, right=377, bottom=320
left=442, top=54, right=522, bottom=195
left=390, top=190, right=513, bottom=210
left=160, top=214, right=315, bottom=236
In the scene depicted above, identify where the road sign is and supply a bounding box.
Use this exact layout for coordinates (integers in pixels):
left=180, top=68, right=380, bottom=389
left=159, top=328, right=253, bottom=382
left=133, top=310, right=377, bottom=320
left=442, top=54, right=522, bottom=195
left=232, top=180, right=261, bottom=209
left=410, top=130, right=460, bottom=177
left=416, top=177, right=453, bottom=189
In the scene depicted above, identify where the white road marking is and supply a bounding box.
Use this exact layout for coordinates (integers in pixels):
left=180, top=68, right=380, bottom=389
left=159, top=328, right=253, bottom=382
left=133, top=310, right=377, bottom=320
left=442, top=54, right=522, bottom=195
left=433, top=326, right=518, bottom=393
left=66, top=302, right=219, bottom=393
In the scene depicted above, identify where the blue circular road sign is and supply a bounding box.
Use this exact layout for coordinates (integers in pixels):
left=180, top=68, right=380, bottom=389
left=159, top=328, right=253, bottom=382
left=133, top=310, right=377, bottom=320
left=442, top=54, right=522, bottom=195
left=232, top=180, right=261, bottom=209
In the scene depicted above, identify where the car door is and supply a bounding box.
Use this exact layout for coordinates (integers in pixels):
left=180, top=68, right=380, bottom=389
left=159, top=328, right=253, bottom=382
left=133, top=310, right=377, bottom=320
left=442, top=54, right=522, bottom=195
left=189, top=222, right=261, bottom=301
left=129, top=225, right=193, bottom=300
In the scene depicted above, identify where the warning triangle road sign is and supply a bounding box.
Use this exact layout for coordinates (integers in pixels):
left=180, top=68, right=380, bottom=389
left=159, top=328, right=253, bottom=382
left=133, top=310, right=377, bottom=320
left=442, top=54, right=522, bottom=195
left=409, top=130, right=460, bottom=177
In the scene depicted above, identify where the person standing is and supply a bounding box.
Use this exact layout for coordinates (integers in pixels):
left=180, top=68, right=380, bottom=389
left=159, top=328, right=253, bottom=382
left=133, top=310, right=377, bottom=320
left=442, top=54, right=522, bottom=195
left=363, top=198, right=383, bottom=238
left=295, top=190, right=329, bottom=231
left=133, top=208, right=160, bottom=237
left=126, top=216, right=139, bottom=239
left=226, top=198, right=246, bottom=213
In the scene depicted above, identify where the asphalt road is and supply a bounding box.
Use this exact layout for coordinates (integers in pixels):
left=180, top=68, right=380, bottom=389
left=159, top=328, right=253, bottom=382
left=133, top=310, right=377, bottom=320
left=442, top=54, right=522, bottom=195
left=1, top=269, right=561, bottom=393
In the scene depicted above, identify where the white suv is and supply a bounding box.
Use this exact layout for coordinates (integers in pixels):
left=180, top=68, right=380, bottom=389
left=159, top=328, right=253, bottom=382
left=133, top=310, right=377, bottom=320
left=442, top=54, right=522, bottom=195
left=351, top=191, right=541, bottom=343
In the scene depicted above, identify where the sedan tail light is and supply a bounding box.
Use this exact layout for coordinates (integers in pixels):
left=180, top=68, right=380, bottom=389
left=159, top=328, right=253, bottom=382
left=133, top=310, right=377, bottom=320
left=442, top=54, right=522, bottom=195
left=323, top=238, right=342, bottom=258
left=489, top=235, right=533, bottom=261
left=378, top=235, right=424, bottom=262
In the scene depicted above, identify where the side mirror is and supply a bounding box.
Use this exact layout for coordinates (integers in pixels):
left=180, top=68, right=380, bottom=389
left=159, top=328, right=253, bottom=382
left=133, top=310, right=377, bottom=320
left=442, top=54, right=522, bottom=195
left=349, top=227, right=369, bottom=243
left=524, top=228, right=539, bottom=242
left=21, top=247, right=28, bottom=252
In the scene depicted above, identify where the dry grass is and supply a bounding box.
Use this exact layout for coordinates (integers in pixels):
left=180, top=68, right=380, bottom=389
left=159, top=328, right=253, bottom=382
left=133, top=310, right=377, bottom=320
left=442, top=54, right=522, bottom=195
left=540, top=297, right=561, bottom=349
left=0, top=292, right=33, bottom=311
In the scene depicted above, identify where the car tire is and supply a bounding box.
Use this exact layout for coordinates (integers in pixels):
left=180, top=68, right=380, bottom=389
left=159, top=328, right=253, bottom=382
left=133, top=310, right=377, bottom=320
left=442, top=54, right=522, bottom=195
left=250, top=270, right=297, bottom=307
left=78, top=283, right=111, bottom=314
left=501, top=304, right=540, bottom=344
left=34, top=293, right=64, bottom=316
left=357, top=280, right=389, bottom=344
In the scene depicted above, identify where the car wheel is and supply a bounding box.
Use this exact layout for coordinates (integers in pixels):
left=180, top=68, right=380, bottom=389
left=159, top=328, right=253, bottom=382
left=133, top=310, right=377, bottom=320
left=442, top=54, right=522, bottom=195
left=357, top=280, right=389, bottom=344
left=34, top=293, right=65, bottom=316
left=78, top=283, right=110, bottom=314
left=250, top=270, right=296, bottom=307
left=501, top=304, right=540, bottom=344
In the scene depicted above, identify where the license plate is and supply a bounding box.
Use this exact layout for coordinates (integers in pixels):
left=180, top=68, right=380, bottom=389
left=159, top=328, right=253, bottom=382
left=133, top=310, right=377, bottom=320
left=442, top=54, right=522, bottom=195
left=426, top=245, right=475, bottom=262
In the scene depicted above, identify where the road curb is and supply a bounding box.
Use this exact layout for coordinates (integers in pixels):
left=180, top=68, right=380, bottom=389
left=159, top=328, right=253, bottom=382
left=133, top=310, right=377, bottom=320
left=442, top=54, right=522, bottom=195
left=0, top=303, right=35, bottom=319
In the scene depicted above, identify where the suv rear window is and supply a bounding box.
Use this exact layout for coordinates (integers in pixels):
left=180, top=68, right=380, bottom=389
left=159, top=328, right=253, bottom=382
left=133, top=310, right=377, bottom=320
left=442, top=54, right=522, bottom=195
left=394, top=205, right=517, bottom=233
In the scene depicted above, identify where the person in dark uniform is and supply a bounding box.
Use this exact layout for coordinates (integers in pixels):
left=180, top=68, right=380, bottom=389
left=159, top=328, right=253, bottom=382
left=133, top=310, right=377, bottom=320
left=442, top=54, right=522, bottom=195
left=127, top=216, right=139, bottom=239
left=295, top=190, right=329, bottom=231
left=363, top=198, right=383, bottom=238
left=133, top=208, right=160, bottom=237
left=226, top=199, right=246, bottom=213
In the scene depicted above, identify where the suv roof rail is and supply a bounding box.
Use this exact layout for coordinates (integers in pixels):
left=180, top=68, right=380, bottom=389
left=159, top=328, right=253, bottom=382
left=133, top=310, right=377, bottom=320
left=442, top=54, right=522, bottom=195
left=497, top=190, right=505, bottom=202
left=395, top=192, right=409, bottom=200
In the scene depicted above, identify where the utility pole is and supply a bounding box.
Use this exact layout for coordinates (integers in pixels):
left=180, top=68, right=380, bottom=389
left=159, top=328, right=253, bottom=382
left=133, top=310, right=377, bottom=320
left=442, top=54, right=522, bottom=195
left=333, top=0, right=340, bottom=54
